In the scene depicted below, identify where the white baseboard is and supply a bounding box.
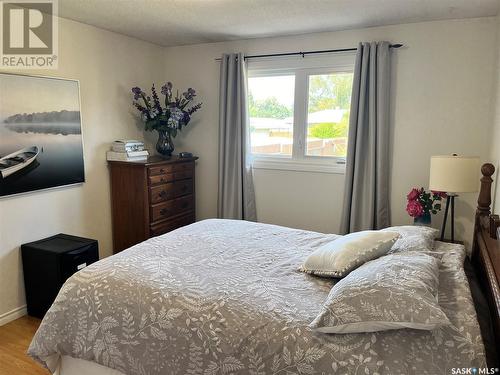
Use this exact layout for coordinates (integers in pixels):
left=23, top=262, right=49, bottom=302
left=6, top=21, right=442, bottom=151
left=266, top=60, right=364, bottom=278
left=0, top=305, right=27, bottom=326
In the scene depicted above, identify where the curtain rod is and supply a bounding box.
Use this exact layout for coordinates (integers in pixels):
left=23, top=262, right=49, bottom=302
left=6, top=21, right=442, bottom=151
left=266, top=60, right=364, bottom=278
left=214, top=43, right=403, bottom=61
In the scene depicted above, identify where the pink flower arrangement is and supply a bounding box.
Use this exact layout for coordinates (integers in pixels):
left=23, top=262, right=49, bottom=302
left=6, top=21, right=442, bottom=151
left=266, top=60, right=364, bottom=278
left=406, top=187, right=445, bottom=218
left=407, top=188, right=420, bottom=202
left=406, top=200, right=424, bottom=218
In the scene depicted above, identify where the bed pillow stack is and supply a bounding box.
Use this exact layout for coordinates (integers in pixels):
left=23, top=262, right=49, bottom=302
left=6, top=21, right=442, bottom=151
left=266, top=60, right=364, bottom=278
left=309, top=252, right=449, bottom=333
left=303, top=225, right=449, bottom=334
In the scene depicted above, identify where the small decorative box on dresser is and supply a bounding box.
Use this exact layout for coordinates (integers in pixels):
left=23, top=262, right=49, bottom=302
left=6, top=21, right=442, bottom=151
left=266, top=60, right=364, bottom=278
left=108, top=155, right=198, bottom=253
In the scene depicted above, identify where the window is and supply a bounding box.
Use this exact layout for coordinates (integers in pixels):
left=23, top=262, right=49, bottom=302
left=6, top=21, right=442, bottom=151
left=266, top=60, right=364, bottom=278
left=247, top=54, right=355, bottom=173
left=248, top=75, right=295, bottom=156
left=306, top=73, right=352, bottom=158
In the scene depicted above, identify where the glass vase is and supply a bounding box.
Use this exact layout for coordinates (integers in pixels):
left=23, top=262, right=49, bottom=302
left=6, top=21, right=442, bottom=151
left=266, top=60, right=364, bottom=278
left=414, top=212, right=431, bottom=226
left=156, top=129, right=174, bottom=157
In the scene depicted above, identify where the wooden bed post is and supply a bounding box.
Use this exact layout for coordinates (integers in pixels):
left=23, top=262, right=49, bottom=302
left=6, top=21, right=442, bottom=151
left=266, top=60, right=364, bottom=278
left=472, top=163, right=500, bottom=367
left=476, top=163, right=495, bottom=219
left=473, top=163, right=495, bottom=258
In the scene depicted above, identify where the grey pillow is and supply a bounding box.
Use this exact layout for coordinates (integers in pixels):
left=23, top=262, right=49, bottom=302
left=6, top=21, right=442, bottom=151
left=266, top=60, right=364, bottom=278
left=309, top=252, right=450, bottom=333
left=381, top=225, right=438, bottom=253
left=300, top=230, right=399, bottom=278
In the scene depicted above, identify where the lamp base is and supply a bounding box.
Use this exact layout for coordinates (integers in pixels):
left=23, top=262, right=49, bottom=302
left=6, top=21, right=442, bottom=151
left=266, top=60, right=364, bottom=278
left=440, top=193, right=458, bottom=243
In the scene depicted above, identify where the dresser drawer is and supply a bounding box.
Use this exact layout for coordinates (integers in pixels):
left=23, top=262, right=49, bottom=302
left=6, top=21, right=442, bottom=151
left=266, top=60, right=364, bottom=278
left=150, top=195, right=194, bottom=223
left=148, top=164, right=175, bottom=176
left=150, top=212, right=195, bottom=237
left=150, top=179, right=193, bottom=204
left=148, top=161, right=193, bottom=178
left=149, top=173, right=175, bottom=185
left=148, top=168, right=193, bottom=185
left=174, top=162, right=194, bottom=172
left=174, top=169, right=193, bottom=181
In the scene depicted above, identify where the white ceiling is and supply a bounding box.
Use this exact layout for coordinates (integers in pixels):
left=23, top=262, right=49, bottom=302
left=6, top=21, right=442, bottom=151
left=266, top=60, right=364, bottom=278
left=59, top=0, right=499, bottom=47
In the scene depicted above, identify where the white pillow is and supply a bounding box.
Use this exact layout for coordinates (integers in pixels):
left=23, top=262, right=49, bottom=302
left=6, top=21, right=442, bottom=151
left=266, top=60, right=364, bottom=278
left=300, top=230, right=399, bottom=277
left=381, top=225, right=438, bottom=253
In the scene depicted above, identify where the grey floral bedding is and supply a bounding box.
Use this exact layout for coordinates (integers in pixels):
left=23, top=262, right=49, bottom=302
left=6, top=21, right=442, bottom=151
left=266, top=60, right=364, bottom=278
left=28, top=219, right=485, bottom=374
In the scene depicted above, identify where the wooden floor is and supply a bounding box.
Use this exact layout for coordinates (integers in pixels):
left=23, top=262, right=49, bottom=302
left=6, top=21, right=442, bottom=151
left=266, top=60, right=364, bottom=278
left=0, top=316, right=50, bottom=375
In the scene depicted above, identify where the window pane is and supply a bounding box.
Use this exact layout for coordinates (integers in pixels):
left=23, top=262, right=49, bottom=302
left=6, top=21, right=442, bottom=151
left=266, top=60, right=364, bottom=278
left=248, top=75, right=294, bottom=156
left=306, top=73, right=353, bottom=157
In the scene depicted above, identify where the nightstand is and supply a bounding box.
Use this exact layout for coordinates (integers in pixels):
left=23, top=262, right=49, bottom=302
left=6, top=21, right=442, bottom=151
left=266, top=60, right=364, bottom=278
left=21, top=234, right=99, bottom=318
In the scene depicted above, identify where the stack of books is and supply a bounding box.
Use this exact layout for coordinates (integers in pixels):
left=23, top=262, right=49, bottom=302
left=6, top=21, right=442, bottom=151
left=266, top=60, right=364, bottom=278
left=106, top=140, right=149, bottom=162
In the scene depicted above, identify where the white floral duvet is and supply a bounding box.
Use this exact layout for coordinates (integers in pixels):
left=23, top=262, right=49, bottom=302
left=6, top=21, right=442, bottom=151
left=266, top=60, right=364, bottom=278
left=29, top=219, right=485, bottom=374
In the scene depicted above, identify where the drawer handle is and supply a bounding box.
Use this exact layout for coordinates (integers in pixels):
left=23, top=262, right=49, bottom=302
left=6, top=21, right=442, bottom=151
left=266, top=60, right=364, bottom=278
left=160, top=208, right=168, bottom=216
left=159, top=191, right=167, bottom=198
left=160, top=168, right=165, bottom=173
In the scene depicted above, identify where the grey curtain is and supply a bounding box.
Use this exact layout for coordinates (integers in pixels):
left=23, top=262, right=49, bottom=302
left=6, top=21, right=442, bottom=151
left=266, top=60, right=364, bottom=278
left=340, top=42, right=391, bottom=234
left=217, top=53, right=257, bottom=221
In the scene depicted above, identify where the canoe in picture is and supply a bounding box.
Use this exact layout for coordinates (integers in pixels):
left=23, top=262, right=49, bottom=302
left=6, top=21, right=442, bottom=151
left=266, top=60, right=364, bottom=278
left=0, top=146, right=39, bottom=179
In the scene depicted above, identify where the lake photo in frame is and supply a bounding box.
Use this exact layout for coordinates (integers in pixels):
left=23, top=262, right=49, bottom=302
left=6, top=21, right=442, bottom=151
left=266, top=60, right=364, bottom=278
left=0, top=73, right=84, bottom=197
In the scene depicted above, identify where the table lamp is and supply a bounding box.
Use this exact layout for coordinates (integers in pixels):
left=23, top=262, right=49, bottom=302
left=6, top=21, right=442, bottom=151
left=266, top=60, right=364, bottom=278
left=429, top=154, right=479, bottom=242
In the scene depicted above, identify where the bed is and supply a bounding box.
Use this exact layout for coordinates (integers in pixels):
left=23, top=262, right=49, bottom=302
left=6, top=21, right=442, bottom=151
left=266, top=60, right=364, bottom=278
left=28, top=164, right=500, bottom=374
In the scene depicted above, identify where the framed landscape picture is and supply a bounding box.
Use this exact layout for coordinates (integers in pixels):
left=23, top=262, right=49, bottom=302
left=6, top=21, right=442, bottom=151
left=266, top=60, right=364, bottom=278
left=0, top=73, right=85, bottom=198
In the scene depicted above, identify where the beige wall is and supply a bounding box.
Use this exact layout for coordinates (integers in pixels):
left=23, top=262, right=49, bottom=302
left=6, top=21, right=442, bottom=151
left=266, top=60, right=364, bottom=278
left=0, top=18, right=164, bottom=321
left=0, top=16, right=497, bottom=322
left=165, top=17, right=497, bottom=241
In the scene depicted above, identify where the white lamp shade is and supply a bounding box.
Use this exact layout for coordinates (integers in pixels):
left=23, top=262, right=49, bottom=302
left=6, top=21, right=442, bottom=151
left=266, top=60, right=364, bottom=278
left=429, top=155, right=479, bottom=193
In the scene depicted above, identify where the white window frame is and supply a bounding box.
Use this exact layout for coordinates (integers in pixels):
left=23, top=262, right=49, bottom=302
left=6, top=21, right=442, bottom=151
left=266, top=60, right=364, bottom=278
left=247, top=53, right=355, bottom=174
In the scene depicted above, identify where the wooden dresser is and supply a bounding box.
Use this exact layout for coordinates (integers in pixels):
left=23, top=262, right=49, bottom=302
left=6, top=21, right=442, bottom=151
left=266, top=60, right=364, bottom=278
left=108, top=155, right=198, bottom=253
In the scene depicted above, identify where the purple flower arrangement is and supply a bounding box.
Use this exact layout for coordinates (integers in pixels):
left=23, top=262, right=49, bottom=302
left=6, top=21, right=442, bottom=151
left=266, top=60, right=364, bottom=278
left=131, top=83, right=202, bottom=137
left=406, top=187, right=446, bottom=219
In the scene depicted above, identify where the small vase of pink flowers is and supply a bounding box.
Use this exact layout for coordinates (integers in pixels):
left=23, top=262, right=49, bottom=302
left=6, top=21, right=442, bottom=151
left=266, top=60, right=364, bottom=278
left=406, top=188, right=446, bottom=225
